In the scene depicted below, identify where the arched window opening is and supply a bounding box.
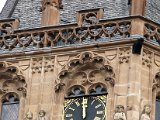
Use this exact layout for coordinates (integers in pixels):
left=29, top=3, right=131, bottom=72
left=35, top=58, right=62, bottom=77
left=67, top=86, right=85, bottom=97
left=64, top=84, right=107, bottom=120
left=89, top=84, right=107, bottom=95
left=1, top=94, right=20, bottom=120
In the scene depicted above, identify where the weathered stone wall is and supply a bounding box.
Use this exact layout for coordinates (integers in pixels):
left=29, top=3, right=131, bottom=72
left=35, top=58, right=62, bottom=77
left=0, top=43, right=159, bottom=120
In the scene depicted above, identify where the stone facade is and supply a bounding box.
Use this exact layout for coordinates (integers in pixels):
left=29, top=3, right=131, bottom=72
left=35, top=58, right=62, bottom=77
left=0, top=15, right=160, bottom=119
left=0, top=0, right=160, bottom=120
left=0, top=38, right=159, bottom=120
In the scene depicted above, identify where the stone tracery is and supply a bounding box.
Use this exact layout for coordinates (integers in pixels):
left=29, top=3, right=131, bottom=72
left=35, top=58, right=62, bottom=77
left=152, top=71, right=160, bottom=90
left=0, top=62, right=27, bottom=97
left=55, top=51, right=115, bottom=93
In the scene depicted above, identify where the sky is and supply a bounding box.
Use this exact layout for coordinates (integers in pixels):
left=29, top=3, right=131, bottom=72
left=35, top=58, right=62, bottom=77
left=0, top=0, right=7, bottom=12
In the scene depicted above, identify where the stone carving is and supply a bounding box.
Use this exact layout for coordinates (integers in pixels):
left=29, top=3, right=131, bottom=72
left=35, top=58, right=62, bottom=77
left=140, top=105, right=151, bottom=120
left=32, top=58, right=43, bottom=74
left=55, top=83, right=65, bottom=93
left=44, top=57, right=54, bottom=72
left=154, top=56, right=160, bottom=67
left=67, top=85, right=85, bottom=97
left=0, top=62, right=27, bottom=96
left=152, top=71, right=160, bottom=89
left=55, top=52, right=115, bottom=92
left=0, top=20, right=18, bottom=37
left=144, top=23, right=160, bottom=45
left=113, top=105, right=126, bottom=120
left=0, top=18, right=131, bottom=50
left=41, top=0, right=63, bottom=10
left=36, top=110, right=49, bottom=120
left=119, top=47, right=130, bottom=64
left=142, top=50, right=152, bottom=67
left=24, top=111, right=33, bottom=120
left=77, top=8, right=104, bottom=26
left=32, top=57, right=54, bottom=74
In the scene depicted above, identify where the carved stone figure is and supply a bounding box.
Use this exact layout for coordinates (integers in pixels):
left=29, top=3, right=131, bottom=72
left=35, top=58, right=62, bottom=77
left=24, top=111, right=33, bottom=120
left=113, top=105, right=126, bottom=120
left=37, top=110, right=49, bottom=120
left=140, top=105, right=151, bottom=120
left=42, top=0, right=63, bottom=10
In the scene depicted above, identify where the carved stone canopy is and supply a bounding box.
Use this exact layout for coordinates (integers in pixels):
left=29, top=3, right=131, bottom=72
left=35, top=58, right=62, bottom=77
left=152, top=71, right=160, bottom=90
left=41, top=0, right=63, bottom=11
left=0, top=62, right=27, bottom=96
left=55, top=52, right=115, bottom=92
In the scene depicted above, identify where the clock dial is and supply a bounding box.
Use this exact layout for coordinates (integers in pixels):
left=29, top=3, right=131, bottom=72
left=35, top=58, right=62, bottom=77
left=64, top=95, right=106, bottom=120
left=64, top=98, right=83, bottom=120
left=85, top=95, right=106, bottom=120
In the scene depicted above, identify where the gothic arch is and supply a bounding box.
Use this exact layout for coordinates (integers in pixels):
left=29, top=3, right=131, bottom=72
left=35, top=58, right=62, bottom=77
left=0, top=61, right=27, bottom=97
left=0, top=61, right=27, bottom=120
left=55, top=51, right=116, bottom=94
left=151, top=71, right=160, bottom=120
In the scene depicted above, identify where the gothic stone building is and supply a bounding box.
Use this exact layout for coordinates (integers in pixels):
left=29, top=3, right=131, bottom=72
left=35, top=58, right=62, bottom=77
left=0, top=0, right=160, bottom=120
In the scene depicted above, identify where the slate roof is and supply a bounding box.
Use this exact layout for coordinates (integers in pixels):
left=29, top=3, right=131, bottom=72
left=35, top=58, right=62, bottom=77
left=1, top=0, right=160, bottom=29
left=0, top=0, right=129, bottom=29
left=0, top=0, right=19, bottom=19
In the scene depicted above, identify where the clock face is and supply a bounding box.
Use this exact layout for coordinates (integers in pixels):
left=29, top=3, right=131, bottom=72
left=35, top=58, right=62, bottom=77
left=64, top=95, right=106, bottom=120
left=64, top=98, right=83, bottom=120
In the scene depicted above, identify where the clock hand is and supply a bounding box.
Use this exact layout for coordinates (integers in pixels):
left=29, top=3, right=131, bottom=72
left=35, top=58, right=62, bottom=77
left=82, top=97, right=88, bottom=119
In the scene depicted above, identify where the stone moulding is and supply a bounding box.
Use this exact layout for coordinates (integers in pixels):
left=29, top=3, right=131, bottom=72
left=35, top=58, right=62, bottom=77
left=55, top=51, right=115, bottom=93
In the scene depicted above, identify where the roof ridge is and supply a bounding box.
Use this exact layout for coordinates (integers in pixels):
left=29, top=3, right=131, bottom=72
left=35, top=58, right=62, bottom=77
left=0, top=0, right=19, bottom=19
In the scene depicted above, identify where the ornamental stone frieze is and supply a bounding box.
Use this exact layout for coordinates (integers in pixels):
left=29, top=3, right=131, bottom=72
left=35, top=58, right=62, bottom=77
left=0, top=16, right=159, bottom=53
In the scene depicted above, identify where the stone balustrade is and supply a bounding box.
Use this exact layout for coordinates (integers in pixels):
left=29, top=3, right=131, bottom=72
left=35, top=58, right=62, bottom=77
left=0, top=16, right=159, bottom=51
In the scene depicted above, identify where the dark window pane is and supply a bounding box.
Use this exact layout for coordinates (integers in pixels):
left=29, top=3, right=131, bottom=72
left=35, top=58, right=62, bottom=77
left=156, top=99, right=160, bottom=120
left=1, top=96, right=19, bottom=120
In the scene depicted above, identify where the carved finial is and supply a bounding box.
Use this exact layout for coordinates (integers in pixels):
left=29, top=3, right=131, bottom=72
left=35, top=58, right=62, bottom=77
left=24, top=111, right=33, bottom=120
left=113, top=105, right=126, bottom=120
left=36, top=110, right=49, bottom=120
left=41, top=0, right=62, bottom=26
left=140, top=104, right=151, bottom=120
left=41, top=0, right=63, bottom=11
left=55, top=83, right=65, bottom=93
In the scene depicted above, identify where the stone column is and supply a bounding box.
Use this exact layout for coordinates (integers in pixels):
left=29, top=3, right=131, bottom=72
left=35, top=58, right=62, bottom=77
left=18, top=97, right=25, bottom=120
left=126, top=53, right=142, bottom=120
left=131, top=0, right=146, bottom=16
left=41, top=0, right=63, bottom=26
